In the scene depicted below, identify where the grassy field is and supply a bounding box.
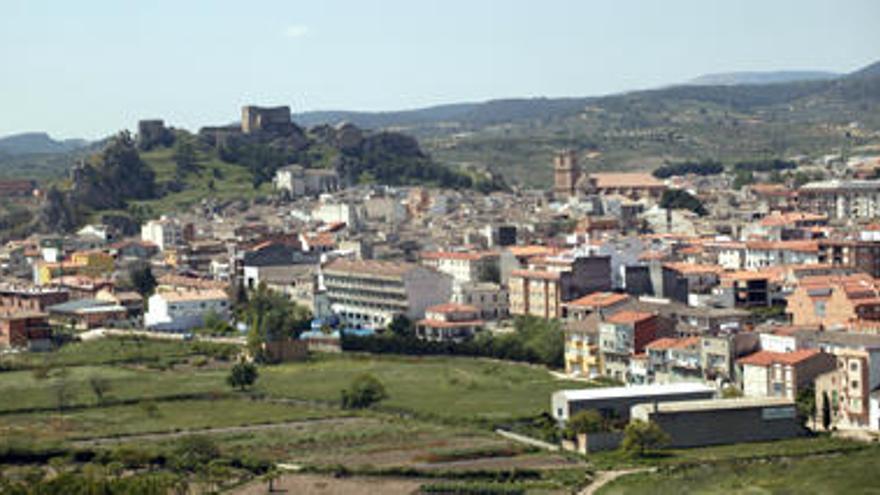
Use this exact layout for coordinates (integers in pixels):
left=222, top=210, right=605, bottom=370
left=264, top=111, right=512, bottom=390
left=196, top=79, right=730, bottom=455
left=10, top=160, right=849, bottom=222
left=599, top=446, right=880, bottom=495
left=256, top=354, right=585, bottom=423
left=1, top=398, right=345, bottom=442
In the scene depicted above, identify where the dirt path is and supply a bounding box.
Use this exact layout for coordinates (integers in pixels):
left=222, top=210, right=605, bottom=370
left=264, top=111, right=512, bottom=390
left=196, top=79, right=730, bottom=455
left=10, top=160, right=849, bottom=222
left=580, top=468, right=655, bottom=495
left=72, top=416, right=363, bottom=446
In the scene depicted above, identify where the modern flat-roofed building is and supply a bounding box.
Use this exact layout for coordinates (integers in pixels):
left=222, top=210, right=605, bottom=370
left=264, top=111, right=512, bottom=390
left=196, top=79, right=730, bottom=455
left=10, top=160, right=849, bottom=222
left=322, top=258, right=452, bottom=329
left=145, top=289, right=230, bottom=332
left=798, top=180, right=880, bottom=219
left=631, top=397, right=804, bottom=448
left=551, top=382, right=715, bottom=423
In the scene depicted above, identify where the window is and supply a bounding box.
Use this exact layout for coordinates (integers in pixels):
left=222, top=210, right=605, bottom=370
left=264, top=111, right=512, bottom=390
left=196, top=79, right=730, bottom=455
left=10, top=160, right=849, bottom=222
left=850, top=361, right=859, bottom=372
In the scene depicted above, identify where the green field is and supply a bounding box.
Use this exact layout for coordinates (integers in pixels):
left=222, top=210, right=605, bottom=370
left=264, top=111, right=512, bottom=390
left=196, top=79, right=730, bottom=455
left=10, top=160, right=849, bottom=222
left=257, top=354, right=586, bottom=423
left=599, top=446, right=880, bottom=495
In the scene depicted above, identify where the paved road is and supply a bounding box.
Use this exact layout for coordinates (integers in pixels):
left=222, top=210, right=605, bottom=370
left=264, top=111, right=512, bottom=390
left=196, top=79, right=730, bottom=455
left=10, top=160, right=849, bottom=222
left=580, top=468, right=655, bottom=495
left=72, top=416, right=362, bottom=446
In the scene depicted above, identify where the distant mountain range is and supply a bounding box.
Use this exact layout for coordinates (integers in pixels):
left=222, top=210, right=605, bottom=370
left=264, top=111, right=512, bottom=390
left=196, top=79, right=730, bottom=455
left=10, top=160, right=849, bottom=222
left=3, top=60, right=880, bottom=186
left=686, top=70, right=840, bottom=86
left=293, top=59, right=880, bottom=186
left=0, top=132, right=89, bottom=156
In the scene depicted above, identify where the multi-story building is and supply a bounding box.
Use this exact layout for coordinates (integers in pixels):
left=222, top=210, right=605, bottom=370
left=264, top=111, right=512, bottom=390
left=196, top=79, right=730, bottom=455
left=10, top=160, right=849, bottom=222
left=562, top=291, right=630, bottom=321
left=744, top=240, right=819, bottom=269
left=508, top=255, right=611, bottom=319
left=141, top=217, right=192, bottom=252
left=645, top=336, right=702, bottom=384
left=813, top=333, right=880, bottom=431
left=786, top=273, right=880, bottom=329
left=273, top=165, right=340, bottom=198
left=599, top=311, right=671, bottom=382
left=451, top=282, right=509, bottom=320
left=415, top=303, right=484, bottom=342
left=798, top=180, right=880, bottom=219
left=738, top=349, right=835, bottom=400
left=818, top=239, right=880, bottom=278
left=0, top=311, right=51, bottom=350
left=421, top=250, right=499, bottom=286
left=322, top=258, right=452, bottom=329
left=145, top=289, right=230, bottom=332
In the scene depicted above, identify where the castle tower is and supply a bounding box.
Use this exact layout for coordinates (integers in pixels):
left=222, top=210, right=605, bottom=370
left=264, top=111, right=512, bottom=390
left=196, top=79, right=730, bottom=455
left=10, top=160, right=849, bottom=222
left=553, top=150, right=579, bottom=199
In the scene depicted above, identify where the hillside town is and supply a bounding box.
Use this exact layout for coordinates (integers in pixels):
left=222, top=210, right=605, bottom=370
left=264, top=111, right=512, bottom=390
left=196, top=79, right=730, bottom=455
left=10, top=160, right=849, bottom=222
left=2, top=107, right=880, bottom=458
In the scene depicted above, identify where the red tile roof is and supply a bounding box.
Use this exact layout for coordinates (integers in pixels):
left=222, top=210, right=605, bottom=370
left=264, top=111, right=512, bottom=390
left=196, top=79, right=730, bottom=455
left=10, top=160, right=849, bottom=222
left=737, top=349, right=821, bottom=367
left=606, top=310, right=654, bottom=325
left=565, top=292, right=629, bottom=308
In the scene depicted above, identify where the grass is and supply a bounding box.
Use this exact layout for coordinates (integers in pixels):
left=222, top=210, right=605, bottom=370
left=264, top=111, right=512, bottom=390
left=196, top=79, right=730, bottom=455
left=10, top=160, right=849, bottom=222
left=586, top=436, right=865, bottom=471
left=0, top=398, right=344, bottom=442
left=598, top=445, right=880, bottom=495
left=0, top=364, right=228, bottom=413
left=0, top=337, right=236, bottom=370
left=256, top=354, right=584, bottom=423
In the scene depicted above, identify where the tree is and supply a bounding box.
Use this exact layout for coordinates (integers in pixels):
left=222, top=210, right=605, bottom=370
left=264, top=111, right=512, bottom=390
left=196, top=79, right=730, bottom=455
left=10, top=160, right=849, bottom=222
left=262, top=467, right=280, bottom=493
left=821, top=391, right=832, bottom=430
left=659, top=189, right=708, bottom=216
left=565, top=410, right=605, bottom=439
left=54, top=379, right=74, bottom=412
left=341, top=374, right=388, bottom=409
left=173, top=137, right=199, bottom=178
left=244, top=283, right=311, bottom=357
left=171, top=435, right=220, bottom=472
left=388, top=314, right=413, bottom=338
left=620, top=420, right=670, bottom=457
left=129, top=264, right=157, bottom=297
left=227, top=361, right=259, bottom=391
left=88, top=375, right=111, bottom=405
left=733, top=170, right=754, bottom=190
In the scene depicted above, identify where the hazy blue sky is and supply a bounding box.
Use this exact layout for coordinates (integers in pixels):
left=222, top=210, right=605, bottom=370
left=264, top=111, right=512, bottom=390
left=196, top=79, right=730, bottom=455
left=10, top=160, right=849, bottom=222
left=1, top=0, right=878, bottom=139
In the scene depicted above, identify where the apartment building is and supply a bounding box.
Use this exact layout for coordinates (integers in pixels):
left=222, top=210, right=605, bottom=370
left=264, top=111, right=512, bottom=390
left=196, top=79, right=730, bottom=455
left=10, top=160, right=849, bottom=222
left=599, top=311, right=671, bottom=382
left=508, top=255, right=611, bottom=319
left=738, top=349, right=835, bottom=400
left=451, top=282, right=509, bottom=320
left=141, top=217, right=192, bottom=252
left=786, top=273, right=880, bottom=329
left=322, top=258, right=453, bottom=329
left=421, top=250, right=499, bottom=285
left=798, top=180, right=880, bottom=220
left=813, top=333, right=880, bottom=431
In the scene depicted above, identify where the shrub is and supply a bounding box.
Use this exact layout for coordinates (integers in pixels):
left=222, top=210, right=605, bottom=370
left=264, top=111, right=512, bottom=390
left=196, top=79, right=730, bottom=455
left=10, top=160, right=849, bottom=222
left=340, top=373, right=388, bottom=409
left=620, top=420, right=670, bottom=457
left=227, top=361, right=259, bottom=391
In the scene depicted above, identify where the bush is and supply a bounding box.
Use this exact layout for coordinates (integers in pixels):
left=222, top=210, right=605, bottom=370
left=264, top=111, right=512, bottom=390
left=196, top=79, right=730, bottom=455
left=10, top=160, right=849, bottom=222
left=170, top=435, right=220, bottom=471
left=340, top=374, right=388, bottom=409
left=620, top=420, right=670, bottom=457
left=421, top=482, right=525, bottom=495
left=227, top=361, right=259, bottom=391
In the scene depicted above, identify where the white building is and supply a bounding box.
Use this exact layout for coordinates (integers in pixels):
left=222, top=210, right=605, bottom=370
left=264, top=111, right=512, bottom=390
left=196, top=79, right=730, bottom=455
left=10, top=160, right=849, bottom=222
left=799, top=180, right=880, bottom=220
left=322, top=258, right=453, bottom=329
left=312, top=202, right=360, bottom=228
left=141, top=217, right=186, bottom=252
left=420, top=251, right=498, bottom=286
left=274, top=165, right=339, bottom=198
left=145, top=289, right=230, bottom=332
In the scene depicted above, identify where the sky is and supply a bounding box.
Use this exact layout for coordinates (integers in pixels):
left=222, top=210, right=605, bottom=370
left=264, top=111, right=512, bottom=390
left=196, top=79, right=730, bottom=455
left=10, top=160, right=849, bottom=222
left=1, top=0, right=878, bottom=139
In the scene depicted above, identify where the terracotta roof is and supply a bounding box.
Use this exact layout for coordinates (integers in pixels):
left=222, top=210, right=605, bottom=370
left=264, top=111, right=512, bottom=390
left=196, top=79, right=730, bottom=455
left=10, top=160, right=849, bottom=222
left=426, top=303, right=479, bottom=314
left=590, top=173, right=664, bottom=189
left=746, top=240, right=819, bottom=253
left=606, top=310, right=654, bottom=325
left=759, top=212, right=827, bottom=227
left=510, top=269, right=561, bottom=281
left=421, top=251, right=494, bottom=261
left=646, top=336, right=700, bottom=351
left=324, top=258, right=419, bottom=278
left=507, top=245, right=558, bottom=258
left=158, top=274, right=227, bottom=290
left=565, top=292, right=629, bottom=309
left=416, top=319, right=485, bottom=329
left=159, top=289, right=229, bottom=303
left=663, top=262, right=724, bottom=275
left=737, top=349, right=821, bottom=367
